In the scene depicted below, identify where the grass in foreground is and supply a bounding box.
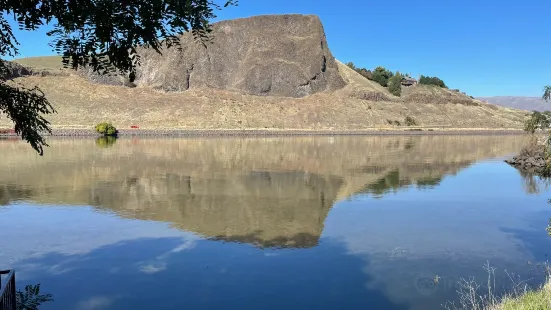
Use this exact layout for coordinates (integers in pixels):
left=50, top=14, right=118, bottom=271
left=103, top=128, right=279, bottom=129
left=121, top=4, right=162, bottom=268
left=444, top=262, right=551, bottom=310
left=494, top=281, right=551, bottom=310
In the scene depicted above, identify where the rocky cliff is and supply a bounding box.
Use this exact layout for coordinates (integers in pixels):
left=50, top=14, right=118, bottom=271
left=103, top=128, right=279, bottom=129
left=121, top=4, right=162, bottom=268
left=134, top=14, right=345, bottom=97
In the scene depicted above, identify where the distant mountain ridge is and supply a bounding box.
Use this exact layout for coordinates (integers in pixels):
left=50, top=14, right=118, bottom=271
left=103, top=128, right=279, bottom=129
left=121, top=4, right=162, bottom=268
left=477, top=96, right=549, bottom=112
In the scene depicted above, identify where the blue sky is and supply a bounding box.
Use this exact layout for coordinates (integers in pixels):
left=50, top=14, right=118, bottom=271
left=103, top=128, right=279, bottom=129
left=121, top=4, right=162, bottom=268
left=6, top=0, right=551, bottom=97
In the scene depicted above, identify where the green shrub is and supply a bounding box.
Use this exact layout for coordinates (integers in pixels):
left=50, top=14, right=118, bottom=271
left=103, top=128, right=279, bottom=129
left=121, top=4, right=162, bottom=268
left=16, top=283, right=53, bottom=310
left=388, top=72, right=402, bottom=97
left=95, top=122, right=118, bottom=136
left=346, top=62, right=356, bottom=70
left=357, top=68, right=373, bottom=80
left=372, top=66, right=394, bottom=87
left=345, top=61, right=374, bottom=81
left=419, top=75, right=447, bottom=88
left=405, top=116, right=417, bottom=126
left=393, top=120, right=401, bottom=126
left=524, top=111, right=551, bottom=133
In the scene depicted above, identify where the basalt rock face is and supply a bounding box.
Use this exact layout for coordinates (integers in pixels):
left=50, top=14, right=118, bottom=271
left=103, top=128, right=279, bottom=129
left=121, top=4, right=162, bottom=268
left=135, top=14, right=345, bottom=97
left=1, top=61, right=31, bottom=80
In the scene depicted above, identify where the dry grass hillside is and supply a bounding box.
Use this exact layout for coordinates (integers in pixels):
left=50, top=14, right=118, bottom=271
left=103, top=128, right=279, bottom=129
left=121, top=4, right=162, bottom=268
left=2, top=55, right=526, bottom=130
left=14, top=55, right=64, bottom=69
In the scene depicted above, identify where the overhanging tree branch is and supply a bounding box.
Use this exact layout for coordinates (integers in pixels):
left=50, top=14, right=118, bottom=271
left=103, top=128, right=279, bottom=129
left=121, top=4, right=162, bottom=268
left=0, top=0, right=237, bottom=154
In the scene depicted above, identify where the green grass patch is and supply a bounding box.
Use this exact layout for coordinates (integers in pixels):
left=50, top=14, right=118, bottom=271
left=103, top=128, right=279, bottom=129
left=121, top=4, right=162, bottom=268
left=496, top=283, right=551, bottom=310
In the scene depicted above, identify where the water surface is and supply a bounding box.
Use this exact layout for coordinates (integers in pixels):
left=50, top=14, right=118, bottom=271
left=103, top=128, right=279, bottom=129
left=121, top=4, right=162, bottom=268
left=1, top=135, right=551, bottom=310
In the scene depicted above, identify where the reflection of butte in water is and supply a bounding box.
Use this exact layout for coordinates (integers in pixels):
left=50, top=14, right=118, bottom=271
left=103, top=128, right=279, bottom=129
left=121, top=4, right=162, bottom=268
left=0, top=136, right=526, bottom=248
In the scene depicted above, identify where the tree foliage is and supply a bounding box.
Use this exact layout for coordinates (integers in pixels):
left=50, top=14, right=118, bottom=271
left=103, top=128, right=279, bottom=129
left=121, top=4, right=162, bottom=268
left=543, top=86, right=551, bottom=102
left=388, top=71, right=402, bottom=96
left=419, top=75, right=447, bottom=88
left=372, top=66, right=394, bottom=87
left=16, top=283, right=53, bottom=310
left=345, top=61, right=373, bottom=80
left=1, top=0, right=236, bottom=154
left=95, top=122, right=118, bottom=136
left=356, top=68, right=373, bottom=80
left=524, top=111, right=551, bottom=134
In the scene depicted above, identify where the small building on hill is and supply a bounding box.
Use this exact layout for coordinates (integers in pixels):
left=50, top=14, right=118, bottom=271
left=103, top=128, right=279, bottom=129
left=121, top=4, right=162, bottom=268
left=401, top=77, right=418, bottom=87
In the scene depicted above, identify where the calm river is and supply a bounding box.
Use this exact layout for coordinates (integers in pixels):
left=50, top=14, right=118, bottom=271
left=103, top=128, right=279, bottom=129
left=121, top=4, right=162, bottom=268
left=1, top=135, right=551, bottom=310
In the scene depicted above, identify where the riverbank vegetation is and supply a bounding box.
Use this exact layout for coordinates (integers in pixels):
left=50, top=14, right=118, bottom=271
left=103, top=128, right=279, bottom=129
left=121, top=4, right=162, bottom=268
left=444, top=262, right=551, bottom=310
left=505, top=111, right=551, bottom=176
left=493, top=281, right=551, bottom=309
left=95, top=122, right=118, bottom=136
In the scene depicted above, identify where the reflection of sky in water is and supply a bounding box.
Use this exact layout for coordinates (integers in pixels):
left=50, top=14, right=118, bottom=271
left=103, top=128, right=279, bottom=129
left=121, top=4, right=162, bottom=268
left=324, top=160, right=551, bottom=308
left=1, top=159, right=551, bottom=309
left=1, top=206, right=402, bottom=310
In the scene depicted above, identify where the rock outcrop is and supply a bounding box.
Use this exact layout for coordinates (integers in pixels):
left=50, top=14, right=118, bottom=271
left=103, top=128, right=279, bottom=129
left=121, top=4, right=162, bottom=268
left=134, top=14, right=345, bottom=97
left=1, top=61, right=31, bottom=80
left=1, top=61, right=67, bottom=80
left=505, top=150, right=549, bottom=174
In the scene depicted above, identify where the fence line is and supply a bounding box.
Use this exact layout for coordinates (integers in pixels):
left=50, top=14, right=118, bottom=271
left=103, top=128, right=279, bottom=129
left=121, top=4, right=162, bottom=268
left=0, top=270, right=16, bottom=310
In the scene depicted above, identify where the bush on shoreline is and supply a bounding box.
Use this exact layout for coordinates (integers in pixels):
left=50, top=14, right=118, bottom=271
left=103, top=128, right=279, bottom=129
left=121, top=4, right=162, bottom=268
left=95, top=122, right=118, bottom=136
left=506, top=111, right=551, bottom=177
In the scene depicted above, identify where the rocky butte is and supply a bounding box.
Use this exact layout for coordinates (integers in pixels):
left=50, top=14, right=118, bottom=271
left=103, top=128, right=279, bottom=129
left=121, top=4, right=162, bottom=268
left=90, top=14, right=346, bottom=98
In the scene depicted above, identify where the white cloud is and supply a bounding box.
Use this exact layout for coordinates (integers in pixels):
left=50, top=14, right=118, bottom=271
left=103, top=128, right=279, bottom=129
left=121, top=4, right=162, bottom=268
left=138, top=263, right=167, bottom=274
left=0, top=204, right=198, bottom=277
left=321, top=191, right=550, bottom=310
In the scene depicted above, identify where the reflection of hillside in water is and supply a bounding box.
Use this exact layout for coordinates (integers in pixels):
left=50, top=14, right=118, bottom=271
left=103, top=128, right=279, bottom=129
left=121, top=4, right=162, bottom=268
left=0, top=135, right=526, bottom=247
